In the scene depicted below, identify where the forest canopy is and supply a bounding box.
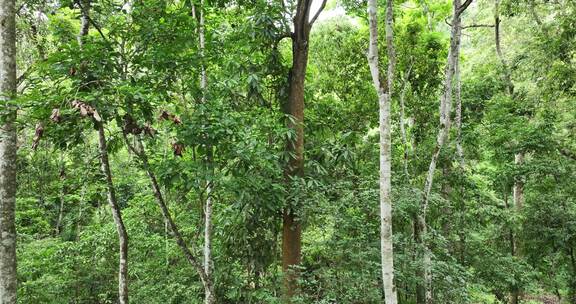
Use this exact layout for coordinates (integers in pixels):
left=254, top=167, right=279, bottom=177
left=0, top=0, right=575, bottom=303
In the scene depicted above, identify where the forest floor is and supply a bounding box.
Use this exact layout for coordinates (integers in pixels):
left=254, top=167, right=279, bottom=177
left=523, top=294, right=561, bottom=304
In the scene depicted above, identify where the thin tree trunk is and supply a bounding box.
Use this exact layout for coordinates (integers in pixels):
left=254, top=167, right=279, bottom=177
left=367, top=0, right=398, bottom=303
left=55, top=159, right=66, bottom=235
left=77, top=0, right=90, bottom=46
left=282, top=1, right=326, bottom=301
left=123, top=136, right=215, bottom=303
left=417, top=1, right=465, bottom=303
left=56, top=186, right=65, bottom=235
left=0, top=0, right=18, bottom=301
left=76, top=182, right=86, bottom=240
left=203, top=182, right=213, bottom=304
left=194, top=1, right=214, bottom=302
left=494, top=0, right=513, bottom=96
left=495, top=3, right=523, bottom=302
left=76, top=2, right=129, bottom=301
left=96, top=124, right=129, bottom=304
left=194, top=2, right=214, bottom=301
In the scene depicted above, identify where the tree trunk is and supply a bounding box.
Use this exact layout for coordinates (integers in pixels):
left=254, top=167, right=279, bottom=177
left=367, top=0, right=398, bottom=303
left=76, top=2, right=129, bottom=302
left=55, top=160, right=66, bottom=235
left=0, top=0, right=18, bottom=301
left=195, top=1, right=214, bottom=302
left=282, top=1, right=324, bottom=301
left=96, top=124, right=129, bottom=304
left=77, top=0, right=90, bottom=46
left=56, top=187, right=65, bottom=235
left=495, top=2, right=523, bottom=302
left=417, top=1, right=465, bottom=303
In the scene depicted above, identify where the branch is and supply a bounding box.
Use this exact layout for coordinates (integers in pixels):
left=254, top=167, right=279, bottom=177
left=446, top=17, right=494, bottom=30
left=76, top=0, right=111, bottom=46
left=17, top=65, right=34, bottom=86
left=462, top=23, right=495, bottom=29
left=457, top=0, right=473, bottom=16
left=309, top=0, right=327, bottom=26
left=278, top=31, right=294, bottom=41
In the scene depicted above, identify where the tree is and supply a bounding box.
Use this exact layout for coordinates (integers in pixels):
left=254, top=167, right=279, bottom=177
left=494, top=1, right=523, bottom=302
left=416, top=0, right=470, bottom=303
left=281, top=0, right=326, bottom=301
left=76, top=1, right=129, bottom=302
left=0, top=0, right=18, bottom=302
left=367, top=0, right=398, bottom=303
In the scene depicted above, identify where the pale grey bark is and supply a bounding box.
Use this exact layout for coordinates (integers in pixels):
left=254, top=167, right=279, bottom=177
left=55, top=186, right=65, bottom=235
left=97, top=124, right=129, bottom=304
left=367, top=0, right=398, bottom=303
left=77, top=0, right=90, bottom=46
left=0, top=0, right=18, bottom=301
left=421, top=2, right=462, bottom=215
left=198, top=0, right=206, bottom=104
left=196, top=1, right=214, bottom=303
left=418, top=1, right=466, bottom=303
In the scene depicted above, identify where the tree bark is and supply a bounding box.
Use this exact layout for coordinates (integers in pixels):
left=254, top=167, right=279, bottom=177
left=282, top=1, right=325, bottom=301
left=367, top=0, right=398, bottom=303
left=77, top=0, right=90, bottom=46
left=495, top=2, right=523, bottom=302
left=416, top=1, right=465, bottom=303
left=55, top=158, right=66, bottom=236
left=195, top=1, right=214, bottom=302
left=75, top=2, right=130, bottom=301
left=0, top=0, right=18, bottom=301
left=96, top=123, right=129, bottom=304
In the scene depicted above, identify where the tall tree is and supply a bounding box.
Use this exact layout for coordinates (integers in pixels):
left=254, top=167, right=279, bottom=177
left=494, top=1, right=523, bottom=302
left=192, top=1, right=214, bottom=302
left=76, top=1, right=129, bottom=302
left=416, top=0, right=469, bottom=303
left=282, top=0, right=326, bottom=301
left=96, top=120, right=129, bottom=304
left=0, top=0, right=18, bottom=302
left=367, top=0, right=398, bottom=303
